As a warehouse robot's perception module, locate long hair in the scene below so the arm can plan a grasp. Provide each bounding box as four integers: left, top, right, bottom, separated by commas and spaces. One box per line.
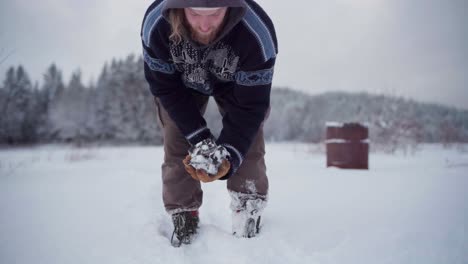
168, 9, 186, 44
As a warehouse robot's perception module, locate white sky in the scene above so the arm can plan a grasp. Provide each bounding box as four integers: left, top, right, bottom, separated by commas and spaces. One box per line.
1, 0, 467, 109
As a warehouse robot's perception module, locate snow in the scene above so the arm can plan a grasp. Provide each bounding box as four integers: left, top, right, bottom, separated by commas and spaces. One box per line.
189, 139, 230, 175
325, 122, 344, 127
325, 139, 348, 143
324, 139, 370, 144
0, 143, 467, 264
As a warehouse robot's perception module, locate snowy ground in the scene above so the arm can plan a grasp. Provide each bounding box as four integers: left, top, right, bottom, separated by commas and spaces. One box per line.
1, 143, 467, 264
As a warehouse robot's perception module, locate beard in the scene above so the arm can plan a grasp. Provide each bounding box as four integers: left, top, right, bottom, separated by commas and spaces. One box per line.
191, 28, 220, 45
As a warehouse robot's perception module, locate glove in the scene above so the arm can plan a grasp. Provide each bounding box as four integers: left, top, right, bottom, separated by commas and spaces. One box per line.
183, 155, 231, 183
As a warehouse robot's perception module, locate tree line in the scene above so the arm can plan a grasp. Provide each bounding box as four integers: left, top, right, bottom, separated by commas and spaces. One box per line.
265, 89, 468, 152
1, 55, 467, 150
0, 55, 161, 145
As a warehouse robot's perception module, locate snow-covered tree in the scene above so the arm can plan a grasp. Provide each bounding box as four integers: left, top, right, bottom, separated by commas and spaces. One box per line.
0, 66, 36, 144
48, 70, 89, 144
38, 64, 66, 141
92, 56, 162, 143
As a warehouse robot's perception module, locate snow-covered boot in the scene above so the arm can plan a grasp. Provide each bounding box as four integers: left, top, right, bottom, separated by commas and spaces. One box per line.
230, 191, 267, 238
170, 211, 199, 247
232, 209, 262, 238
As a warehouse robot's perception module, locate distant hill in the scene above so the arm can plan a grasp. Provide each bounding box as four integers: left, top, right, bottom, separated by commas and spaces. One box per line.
206, 87, 468, 151
267, 88, 468, 150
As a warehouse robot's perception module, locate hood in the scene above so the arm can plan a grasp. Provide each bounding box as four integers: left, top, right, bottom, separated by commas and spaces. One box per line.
163, 0, 246, 10
162, 0, 247, 46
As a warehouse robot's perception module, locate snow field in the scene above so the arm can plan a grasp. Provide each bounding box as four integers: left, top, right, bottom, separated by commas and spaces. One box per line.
0, 144, 467, 264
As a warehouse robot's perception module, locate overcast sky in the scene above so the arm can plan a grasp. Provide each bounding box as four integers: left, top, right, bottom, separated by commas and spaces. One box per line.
1, 0, 467, 109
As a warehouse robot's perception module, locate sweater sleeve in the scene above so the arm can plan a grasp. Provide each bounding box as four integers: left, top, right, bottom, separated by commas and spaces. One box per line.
141, 19, 213, 145
215, 1, 278, 179
216, 57, 275, 179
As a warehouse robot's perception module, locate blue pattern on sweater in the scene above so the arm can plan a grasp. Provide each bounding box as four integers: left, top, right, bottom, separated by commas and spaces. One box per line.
143, 49, 176, 74
142, 1, 165, 47
241, 4, 276, 62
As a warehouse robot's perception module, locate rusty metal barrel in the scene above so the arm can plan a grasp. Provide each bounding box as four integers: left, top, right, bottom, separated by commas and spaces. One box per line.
326, 122, 369, 169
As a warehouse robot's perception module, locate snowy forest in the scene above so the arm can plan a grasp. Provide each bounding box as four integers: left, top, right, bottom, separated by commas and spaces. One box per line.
1, 54, 468, 150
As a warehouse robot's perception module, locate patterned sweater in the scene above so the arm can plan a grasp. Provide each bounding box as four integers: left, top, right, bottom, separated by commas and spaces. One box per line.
141, 0, 278, 178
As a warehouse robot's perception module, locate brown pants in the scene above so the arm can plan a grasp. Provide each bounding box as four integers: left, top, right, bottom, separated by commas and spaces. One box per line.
154, 94, 269, 214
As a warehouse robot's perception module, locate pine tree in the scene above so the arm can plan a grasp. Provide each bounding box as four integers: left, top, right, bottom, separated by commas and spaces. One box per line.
49, 70, 89, 144
94, 62, 114, 141
92, 56, 163, 143
38, 64, 66, 141
0, 66, 35, 144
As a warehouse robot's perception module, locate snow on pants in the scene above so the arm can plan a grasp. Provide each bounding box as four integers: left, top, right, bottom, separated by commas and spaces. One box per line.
154, 94, 269, 215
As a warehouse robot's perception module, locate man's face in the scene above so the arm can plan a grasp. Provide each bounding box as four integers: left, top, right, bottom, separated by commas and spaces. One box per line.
184, 7, 228, 44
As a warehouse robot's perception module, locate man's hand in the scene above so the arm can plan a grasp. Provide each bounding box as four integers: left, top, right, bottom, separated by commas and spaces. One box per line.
183, 155, 230, 183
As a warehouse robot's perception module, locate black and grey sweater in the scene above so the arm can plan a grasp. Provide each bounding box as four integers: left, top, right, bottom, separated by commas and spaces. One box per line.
141, 0, 278, 178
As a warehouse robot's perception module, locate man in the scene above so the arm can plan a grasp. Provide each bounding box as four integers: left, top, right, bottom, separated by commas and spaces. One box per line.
141, 0, 277, 247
